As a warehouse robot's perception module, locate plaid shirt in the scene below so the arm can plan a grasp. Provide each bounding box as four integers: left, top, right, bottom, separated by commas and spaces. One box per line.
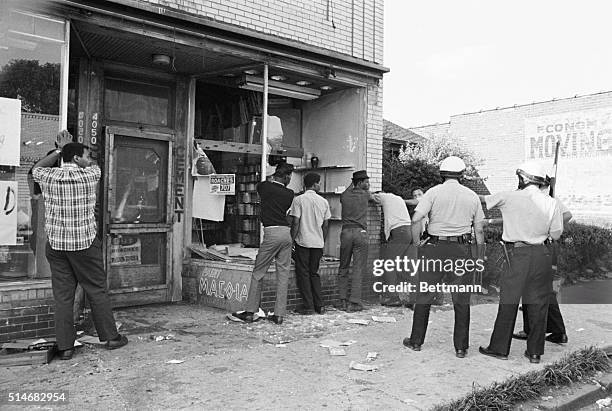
33, 164, 101, 251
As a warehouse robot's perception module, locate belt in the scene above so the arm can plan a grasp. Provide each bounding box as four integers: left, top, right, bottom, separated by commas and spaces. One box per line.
430, 235, 470, 243
504, 241, 543, 248
342, 223, 366, 230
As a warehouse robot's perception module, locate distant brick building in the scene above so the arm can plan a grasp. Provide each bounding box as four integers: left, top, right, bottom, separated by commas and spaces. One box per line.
409, 92, 612, 226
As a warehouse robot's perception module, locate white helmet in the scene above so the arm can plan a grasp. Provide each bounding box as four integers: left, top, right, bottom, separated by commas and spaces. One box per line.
439, 156, 466, 174
516, 161, 548, 185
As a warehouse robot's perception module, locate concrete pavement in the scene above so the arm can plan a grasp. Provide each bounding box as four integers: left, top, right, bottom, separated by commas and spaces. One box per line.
1, 302, 610, 410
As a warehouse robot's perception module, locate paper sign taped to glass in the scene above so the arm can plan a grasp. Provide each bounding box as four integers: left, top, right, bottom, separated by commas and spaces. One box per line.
0, 181, 18, 245
110, 237, 142, 266
209, 174, 235, 195
0, 97, 21, 167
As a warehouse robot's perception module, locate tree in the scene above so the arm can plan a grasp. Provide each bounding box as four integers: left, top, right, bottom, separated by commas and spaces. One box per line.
0, 59, 60, 114
382, 135, 483, 197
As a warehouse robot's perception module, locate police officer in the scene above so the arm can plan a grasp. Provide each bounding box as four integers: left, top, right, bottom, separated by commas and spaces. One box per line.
403, 156, 485, 358
480, 162, 563, 364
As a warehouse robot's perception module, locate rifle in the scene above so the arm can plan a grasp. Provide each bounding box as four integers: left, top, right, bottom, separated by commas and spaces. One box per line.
549, 139, 561, 287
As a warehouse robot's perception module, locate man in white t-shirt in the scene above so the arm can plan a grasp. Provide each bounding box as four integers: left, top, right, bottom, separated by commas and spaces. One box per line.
290, 173, 331, 315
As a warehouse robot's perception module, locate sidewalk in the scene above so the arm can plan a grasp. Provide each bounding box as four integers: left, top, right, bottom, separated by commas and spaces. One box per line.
1, 302, 610, 410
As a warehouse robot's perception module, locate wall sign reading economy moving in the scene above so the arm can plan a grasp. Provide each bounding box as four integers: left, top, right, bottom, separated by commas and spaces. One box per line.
525, 108, 612, 160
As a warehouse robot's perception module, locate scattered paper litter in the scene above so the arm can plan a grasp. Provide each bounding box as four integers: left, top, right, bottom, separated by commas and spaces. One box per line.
115, 321, 122, 331
541, 396, 553, 401
329, 347, 346, 356
596, 397, 611, 408
264, 338, 294, 345
366, 352, 378, 361
576, 328, 585, 332
166, 360, 184, 364
31, 338, 48, 345
73, 340, 83, 347
275, 344, 287, 348
348, 319, 370, 325
372, 316, 396, 323
227, 313, 244, 322
349, 361, 378, 371
319, 339, 357, 348
78, 335, 104, 345
402, 399, 416, 404
76, 331, 84, 336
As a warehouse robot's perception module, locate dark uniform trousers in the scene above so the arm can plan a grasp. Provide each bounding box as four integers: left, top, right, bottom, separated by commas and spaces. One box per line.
338, 226, 369, 304
409, 241, 472, 350
488, 244, 552, 355
523, 292, 566, 335
381, 226, 413, 301
45, 238, 119, 351
294, 244, 324, 311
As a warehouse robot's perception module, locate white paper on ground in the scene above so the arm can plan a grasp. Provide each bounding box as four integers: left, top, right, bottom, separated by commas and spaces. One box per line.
328, 347, 346, 356
348, 319, 370, 325
372, 316, 396, 323
349, 361, 378, 371
166, 360, 184, 364
78, 335, 104, 345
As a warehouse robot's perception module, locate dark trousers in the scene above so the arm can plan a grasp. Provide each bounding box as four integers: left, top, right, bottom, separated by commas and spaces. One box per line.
409, 242, 472, 350
45, 238, 119, 350
382, 226, 413, 301
338, 227, 369, 304
523, 293, 566, 335
245, 226, 292, 316
488, 245, 552, 356
294, 245, 323, 310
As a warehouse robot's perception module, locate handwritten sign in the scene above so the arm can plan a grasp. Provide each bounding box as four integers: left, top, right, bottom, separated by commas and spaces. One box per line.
209, 174, 235, 195
196, 265, 249, 312
0, 181, 17, 245
0, 97, 21, 166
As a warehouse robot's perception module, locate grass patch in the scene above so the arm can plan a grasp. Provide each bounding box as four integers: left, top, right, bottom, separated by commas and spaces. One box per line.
433, 347, 610, 411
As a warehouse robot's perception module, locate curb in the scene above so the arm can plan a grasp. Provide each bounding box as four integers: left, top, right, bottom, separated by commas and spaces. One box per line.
539, 344, 612, 411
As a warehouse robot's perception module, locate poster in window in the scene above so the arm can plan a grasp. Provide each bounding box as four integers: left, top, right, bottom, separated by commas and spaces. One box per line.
0, 97, 21, 167
209, 174, 235, 195
0, 181, 17, 245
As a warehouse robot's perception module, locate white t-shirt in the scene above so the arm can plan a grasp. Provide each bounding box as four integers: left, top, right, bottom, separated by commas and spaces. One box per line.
372, 193, 411, 240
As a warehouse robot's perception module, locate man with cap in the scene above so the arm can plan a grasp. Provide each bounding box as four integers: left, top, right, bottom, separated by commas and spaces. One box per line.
233, 162, 295, 325
338, 170, 379, 312
480, 161, 563, 363
403, 156, 485, 358
290, 172, 331, 315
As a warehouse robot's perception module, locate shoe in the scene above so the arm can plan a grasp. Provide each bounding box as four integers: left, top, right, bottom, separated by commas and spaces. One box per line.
294, 307, 315, 315
314, 306, 325, 315
107, 334, 128, 350
545, 333, 568, 344
232, 311, 254, 323
347, 302, 364, 312
267, 315, 283, 325
478, 346, 508, 360
455, 349, 467, 358
336, 299, 348, 311
381, 298, 403, 307
513, 331, 528, 340
524, 350, 541, 364
57, 348, 74, 360
402, 338, 421, 351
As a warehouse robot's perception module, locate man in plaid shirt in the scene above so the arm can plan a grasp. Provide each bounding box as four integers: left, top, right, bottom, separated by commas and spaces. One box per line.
33, 132, 128, 360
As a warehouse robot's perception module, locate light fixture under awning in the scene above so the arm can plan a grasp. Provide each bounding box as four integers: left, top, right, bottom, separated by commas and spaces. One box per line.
236, 74, 321, 100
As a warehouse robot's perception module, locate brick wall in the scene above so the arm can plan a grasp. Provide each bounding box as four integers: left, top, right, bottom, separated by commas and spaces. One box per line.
409, 92, 612, 225
0, 283, 55, 343
366, 83, 383, 191
123, 0, 384, 63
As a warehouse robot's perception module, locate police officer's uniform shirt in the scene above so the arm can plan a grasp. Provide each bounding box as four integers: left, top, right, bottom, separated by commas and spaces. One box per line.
372, 192, 411, 240
485, 185, 563, 244
415, 179, 484, 236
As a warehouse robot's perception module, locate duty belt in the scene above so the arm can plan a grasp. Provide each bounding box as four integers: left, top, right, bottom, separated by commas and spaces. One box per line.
504, 241, 543, 248
429, 235, 471, 243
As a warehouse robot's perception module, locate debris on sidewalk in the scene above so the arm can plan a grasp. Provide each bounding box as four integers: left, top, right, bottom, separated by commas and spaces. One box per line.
0, 338, 58, 366
115, 321, 122, 331
348, 319, 370, 325
328, 347, 346, 356
151, 334, 175, 342
349, 361, 378, 371
596, 397, 611, 408
227, 308, 266, 323
275, 344, 287, 348
541, 395, 553, 401
166, 359, 184, 364
372, 316, 396, 323
78, 335, 104, 345
263, 337, 294, 345
366, 352, 378, 361
319, 339, 357, 348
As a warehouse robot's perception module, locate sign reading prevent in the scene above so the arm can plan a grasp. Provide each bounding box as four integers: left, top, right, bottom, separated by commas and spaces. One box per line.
525, 108, 612, 159
209, 174, 235, 195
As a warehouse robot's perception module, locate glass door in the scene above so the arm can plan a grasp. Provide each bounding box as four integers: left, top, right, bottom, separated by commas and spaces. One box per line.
104, 127, 173, 306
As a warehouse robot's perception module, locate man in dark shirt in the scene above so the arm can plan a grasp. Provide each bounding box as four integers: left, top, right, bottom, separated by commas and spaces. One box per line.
233, 162, 294, 325
338, 170, 379, 312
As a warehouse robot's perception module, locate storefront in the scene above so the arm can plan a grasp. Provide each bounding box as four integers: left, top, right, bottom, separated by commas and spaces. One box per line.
0, 0, 386, 341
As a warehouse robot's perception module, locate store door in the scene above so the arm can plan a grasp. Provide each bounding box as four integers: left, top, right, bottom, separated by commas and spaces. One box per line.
104, 127, 174, 307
